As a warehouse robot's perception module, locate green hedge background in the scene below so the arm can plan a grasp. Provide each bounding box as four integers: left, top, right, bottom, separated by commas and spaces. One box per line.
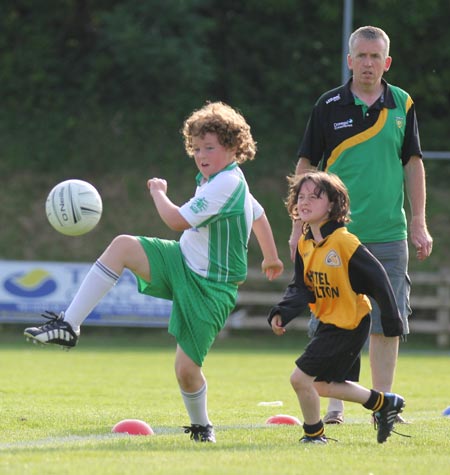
1, 0, 449, 270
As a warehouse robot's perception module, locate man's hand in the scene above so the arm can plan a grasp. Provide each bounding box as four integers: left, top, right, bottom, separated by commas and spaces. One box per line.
410, 217, 433, 261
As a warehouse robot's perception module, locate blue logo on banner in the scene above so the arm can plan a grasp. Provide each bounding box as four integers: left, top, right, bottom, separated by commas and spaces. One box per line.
3, 269, 57, 297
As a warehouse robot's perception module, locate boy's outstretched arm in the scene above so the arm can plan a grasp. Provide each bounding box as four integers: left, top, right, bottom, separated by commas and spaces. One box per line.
252, 212, 284, 281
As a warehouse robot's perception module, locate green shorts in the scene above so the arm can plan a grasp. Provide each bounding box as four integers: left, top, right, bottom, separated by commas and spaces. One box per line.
135, 237, 238, 366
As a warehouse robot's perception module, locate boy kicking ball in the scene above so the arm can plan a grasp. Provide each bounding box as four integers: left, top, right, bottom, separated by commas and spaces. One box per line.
25, 101, 284, 443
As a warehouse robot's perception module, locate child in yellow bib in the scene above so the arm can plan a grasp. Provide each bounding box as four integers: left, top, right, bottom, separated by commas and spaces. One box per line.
269, 171, 405, 444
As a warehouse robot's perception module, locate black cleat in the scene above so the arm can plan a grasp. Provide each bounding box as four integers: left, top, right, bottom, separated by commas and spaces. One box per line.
299, 434, 337, 444
373, 393, 405, 443
183, 424, 216, 443
24, 311, 79, 348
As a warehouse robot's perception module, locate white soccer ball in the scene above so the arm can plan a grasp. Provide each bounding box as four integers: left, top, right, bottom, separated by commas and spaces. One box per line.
45, 179, 103, 236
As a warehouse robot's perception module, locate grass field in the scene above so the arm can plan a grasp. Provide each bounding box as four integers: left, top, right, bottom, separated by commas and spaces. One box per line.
0, 327, 448, 475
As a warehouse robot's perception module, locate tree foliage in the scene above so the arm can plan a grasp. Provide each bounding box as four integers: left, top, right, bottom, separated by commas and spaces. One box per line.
1, 0, 449, 174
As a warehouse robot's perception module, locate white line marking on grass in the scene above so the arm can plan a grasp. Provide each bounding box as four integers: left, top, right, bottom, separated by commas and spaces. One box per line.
0, 425, 272, 451
0, 433, 130, 451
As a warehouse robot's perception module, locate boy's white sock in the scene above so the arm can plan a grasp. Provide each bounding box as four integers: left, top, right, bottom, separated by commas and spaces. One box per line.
180, 383, 211, 427
63, 260, 119, 332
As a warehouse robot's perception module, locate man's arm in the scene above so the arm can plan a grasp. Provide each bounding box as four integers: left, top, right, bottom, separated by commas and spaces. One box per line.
295, 157, 316, 175
404, 156, 433, 261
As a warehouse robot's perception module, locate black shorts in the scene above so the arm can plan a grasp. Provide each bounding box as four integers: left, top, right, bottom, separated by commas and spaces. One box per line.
295, 315, 370, 383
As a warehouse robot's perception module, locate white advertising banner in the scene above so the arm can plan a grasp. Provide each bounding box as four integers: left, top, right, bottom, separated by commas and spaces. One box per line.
0, 260, 172, 327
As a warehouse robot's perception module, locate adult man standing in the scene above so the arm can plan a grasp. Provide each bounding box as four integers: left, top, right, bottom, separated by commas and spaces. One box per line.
290, 26, 433, 424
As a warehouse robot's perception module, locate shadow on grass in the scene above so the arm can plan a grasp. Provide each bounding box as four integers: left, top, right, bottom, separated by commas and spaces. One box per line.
1, 324, 447, 354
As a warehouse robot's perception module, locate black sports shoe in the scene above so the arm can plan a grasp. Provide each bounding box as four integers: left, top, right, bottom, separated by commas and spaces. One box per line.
183, 424, 216, 443
299, 434, 337, 444
373, 393, 405, 443
24, 311, 79, 348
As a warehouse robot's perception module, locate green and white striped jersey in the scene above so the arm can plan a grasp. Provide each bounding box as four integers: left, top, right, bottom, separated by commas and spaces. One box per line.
179, 162, 263, 283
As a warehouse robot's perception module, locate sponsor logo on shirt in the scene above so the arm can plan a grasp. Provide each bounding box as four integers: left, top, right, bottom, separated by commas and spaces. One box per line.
333, 118, 353, 130
190, 197, 208, 214
325, 93, 341, 104
306, 269, 339, 298
395, 116, 405, 129
325, 250, 341, 267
